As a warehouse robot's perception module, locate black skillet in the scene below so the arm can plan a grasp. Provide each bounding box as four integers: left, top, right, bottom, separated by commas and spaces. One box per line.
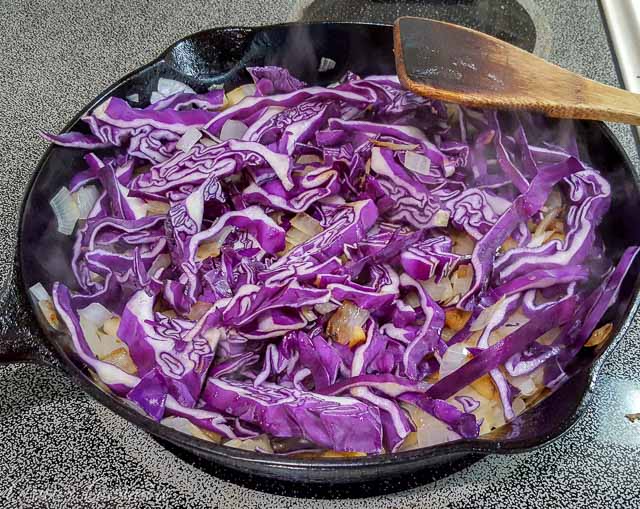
2, 22, 640, 488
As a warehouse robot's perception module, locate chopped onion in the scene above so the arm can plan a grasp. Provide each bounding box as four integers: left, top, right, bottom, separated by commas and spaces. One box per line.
326, 301, 369, 345
176, 127, 202, 152
129, 196, 148, 218
97, 331, 127, 357
73, 185, 100, 219
146, 200, 171, 216
476, 399, 506, 433
101, 347, 137, 375
200, 135, 220, 147
269, 211, 285, 225
125, 93, 139, 103
50, 186, 80, 235
225, 435, 273, 453
439, 343, 470, 378
37, 299, 60, 329
443, 159, 456, 177
397, 431, 419, 452
102, 316, 121, 337
220, 119, 248, 141
88, 370, 114, 394
470, 374, 497, 400
148, 254, 171, 278
80, 316, 106, 357
500, 236, 518, 253
300, 307, 317, 322
446, 103, 460, 123
296, 154, 323, 164
133, 164, 151, 176
529, 366, 546, 389
509, 374, 538, 396
314, 302, 339, 315
402, 403, 460, 449
161, 416, 222, 443
370, 139, 419, 151
441, 328, 456, 341
290, 213, 323, 237
585, 322, 613, 347
78, 302, 112, 327
196, 241, 221, 261
318, 57, 336, 72
441, 294, 461, 307
403, 151, 431, 175
195, 226, 233, 261
431, 209, 450, 227
80, 312, 125, 360
285, 213, 323, 251
529, 207, 562, 247
224, 84, 256, 108
157, 77, 195, 97
90, 272, 104, 284
348, 329, 367, 349
512, 397, 527, 416
470, 297, 506, 331
319, 195, 346, 206
450, 230, 475, 255
186, 301, 213, 321
444, 308, 471, 331
321, 450, 367, 458
534, 207, 561, 237
29, 282, 50, 302
404, 291, 421, 308
421, 276, 454, 303
486, 310, 529, 344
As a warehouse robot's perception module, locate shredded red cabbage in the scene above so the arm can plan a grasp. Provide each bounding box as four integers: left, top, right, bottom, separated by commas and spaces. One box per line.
40, 66, 638, 455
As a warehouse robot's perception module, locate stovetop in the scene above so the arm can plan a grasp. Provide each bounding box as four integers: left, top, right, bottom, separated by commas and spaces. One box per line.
1, 0, 640, 507
295, 0, 543, 53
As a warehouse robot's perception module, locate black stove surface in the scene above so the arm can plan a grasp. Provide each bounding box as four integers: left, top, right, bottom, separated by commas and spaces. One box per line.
298, 0, 537, 52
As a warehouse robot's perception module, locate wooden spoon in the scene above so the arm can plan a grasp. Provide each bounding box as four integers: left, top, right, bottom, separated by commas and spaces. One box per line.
394, 16, 640, 124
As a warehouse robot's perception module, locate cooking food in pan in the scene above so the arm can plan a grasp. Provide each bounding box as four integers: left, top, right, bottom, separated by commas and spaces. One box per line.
33, 66, 638, 456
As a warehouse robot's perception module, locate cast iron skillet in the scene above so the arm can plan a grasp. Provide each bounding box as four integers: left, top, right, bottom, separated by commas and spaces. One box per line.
1, 22, 640, 486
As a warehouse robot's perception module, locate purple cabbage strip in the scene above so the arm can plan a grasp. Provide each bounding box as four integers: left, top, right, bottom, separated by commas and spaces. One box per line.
201, 378, 383, 453
427, 297, 577, 400
399, 273, 445, 380
400, 393, 480, 439
460, 156, 584, 308
400, 236, 461, 282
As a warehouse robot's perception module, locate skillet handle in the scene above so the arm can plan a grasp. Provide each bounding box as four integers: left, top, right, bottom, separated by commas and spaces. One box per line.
0, 259, 52, 365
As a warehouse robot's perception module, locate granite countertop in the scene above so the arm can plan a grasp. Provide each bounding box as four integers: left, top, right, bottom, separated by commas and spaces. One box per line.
2, 1, 640, 507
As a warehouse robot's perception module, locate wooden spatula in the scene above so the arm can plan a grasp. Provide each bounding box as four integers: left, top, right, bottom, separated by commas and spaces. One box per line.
394, 16, 640, 124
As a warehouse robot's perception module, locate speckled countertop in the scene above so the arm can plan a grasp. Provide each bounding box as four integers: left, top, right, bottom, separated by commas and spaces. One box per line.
2, 1, 640, 507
